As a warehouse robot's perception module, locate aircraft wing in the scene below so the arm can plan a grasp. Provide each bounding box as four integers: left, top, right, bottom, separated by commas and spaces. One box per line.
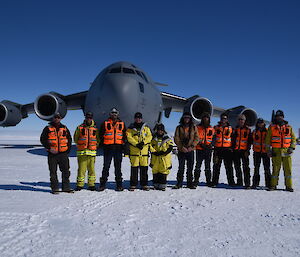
161, 91, 225, 118
160, 91, 257, 126
0, 91, 88, 127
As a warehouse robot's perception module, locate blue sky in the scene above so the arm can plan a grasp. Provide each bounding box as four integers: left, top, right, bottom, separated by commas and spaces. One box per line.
0, 0, 299, 136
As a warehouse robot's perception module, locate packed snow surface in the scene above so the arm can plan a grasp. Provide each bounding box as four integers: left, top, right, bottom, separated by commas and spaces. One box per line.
0, 140, 299, 257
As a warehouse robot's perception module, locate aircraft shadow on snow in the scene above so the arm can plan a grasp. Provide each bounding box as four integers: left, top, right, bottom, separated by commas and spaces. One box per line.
25, 145, 104, 157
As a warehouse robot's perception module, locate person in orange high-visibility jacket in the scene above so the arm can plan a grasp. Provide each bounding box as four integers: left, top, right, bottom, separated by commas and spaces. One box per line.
266, 110, 296, 192
99, 108, 126, 191
194, 112, 214, 187
232, 114, 252, 189
74, 112, 100, 191
211, 113, 235, 187
251, 118, 271, 189
40, 113, 73, 194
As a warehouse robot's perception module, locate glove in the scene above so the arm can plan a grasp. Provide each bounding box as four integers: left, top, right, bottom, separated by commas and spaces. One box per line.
287, 148, 294, 154
136, 142, 144, 150
156, 151, 165, 156
49, 149, 58, 154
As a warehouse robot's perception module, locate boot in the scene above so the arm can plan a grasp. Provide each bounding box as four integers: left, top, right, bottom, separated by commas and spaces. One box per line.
62, 187, 74, 193
75, 186, 83, 191
128, 186, 136, 191
187, 183, 197, 189
99, 178, 106, 191
116, 181, 124, 191
141, 185, 150, 191
286, 187, 294, 192
87, 186, 96, 191
51, 189, 60, 195
172, 183, 182, 189
153, 183, 160, 190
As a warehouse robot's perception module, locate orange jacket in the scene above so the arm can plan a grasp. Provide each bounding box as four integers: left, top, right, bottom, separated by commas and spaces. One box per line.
269, 124, 292, 148
103, 119, 125, 145
252, 129, 267, 153
48, 126, 69, 152
214, 124, 232, 148
233, 126, 251, 150
76, 124, 98, 151
196, 125, 214, 150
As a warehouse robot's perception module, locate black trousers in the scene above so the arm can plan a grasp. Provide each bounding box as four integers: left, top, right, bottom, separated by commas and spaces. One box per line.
47, 152, 70, 191
100, 148, 123, 185
153, 173, 167, 185
212, 148, 235, 185
252, 152, 271, 187
194, 149, 212, 184
130, 166, 148, 187
176, 151, 194, 186
233, 150, 250, 187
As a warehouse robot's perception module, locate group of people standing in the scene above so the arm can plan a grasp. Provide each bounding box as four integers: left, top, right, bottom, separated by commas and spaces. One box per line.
40, 108, 296, 194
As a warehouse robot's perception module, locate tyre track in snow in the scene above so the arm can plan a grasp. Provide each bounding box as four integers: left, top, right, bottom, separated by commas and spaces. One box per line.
0, 191, 119, 257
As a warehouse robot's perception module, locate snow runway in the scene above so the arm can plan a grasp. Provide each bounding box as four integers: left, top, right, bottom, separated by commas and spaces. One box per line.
0, 142, 299, 257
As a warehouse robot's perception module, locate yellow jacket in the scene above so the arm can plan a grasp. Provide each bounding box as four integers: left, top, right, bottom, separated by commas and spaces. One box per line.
126, 123, 152, 156
150, 135, 173, 174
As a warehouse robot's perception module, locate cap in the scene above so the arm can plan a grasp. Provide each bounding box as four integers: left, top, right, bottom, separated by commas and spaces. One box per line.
85, 111, 93, 118
154, 123, 166, 133
220, 112, 228, 119
257, 118, 264, 123
110, 107, 119, 115
53, 113, 62, 119
134, 112, 143, 119
275, 110, 284, 117
182, 112, 192, 118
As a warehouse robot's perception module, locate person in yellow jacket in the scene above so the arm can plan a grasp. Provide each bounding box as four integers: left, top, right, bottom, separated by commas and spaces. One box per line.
266, 110, 296, 192
150, 123, 174, 191
126, 112, 152, 191
74, 112, 100, 191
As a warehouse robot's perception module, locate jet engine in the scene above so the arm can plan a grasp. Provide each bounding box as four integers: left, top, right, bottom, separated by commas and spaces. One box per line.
34, 93, 67, 121
225, 106, 258, 127
0, 101, 22, 127
184, 96, 213, 123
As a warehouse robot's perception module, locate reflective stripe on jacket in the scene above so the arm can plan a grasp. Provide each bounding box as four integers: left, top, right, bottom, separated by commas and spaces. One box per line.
103, 120, 125, 145
48, 126, 68, 152
252, 129, 267, 153
214, 125, 232, 148
150, 136, 173, 174
196, 125, 214, 150
270, 124, 292, 148
234, 126, 251, 150
76, 125, 98, 151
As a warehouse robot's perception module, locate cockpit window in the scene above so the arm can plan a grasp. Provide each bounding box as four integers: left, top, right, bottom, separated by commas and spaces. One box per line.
141, 72, 149, 83
109, 67, 122, 73
135, 70, 143, 79
123, 68, 135, 74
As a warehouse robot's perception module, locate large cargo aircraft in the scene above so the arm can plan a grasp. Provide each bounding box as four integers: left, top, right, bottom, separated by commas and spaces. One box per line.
0, 61, 257, 128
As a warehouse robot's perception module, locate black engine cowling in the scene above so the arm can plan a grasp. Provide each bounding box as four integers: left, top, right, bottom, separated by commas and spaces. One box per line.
226, 106, 258, 127
34, 93, 67, 121
184, 96, 213, 123
0, 101, 22, 127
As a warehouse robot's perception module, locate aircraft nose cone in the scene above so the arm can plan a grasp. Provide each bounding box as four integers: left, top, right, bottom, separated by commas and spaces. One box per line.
84, 75, 139, 124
